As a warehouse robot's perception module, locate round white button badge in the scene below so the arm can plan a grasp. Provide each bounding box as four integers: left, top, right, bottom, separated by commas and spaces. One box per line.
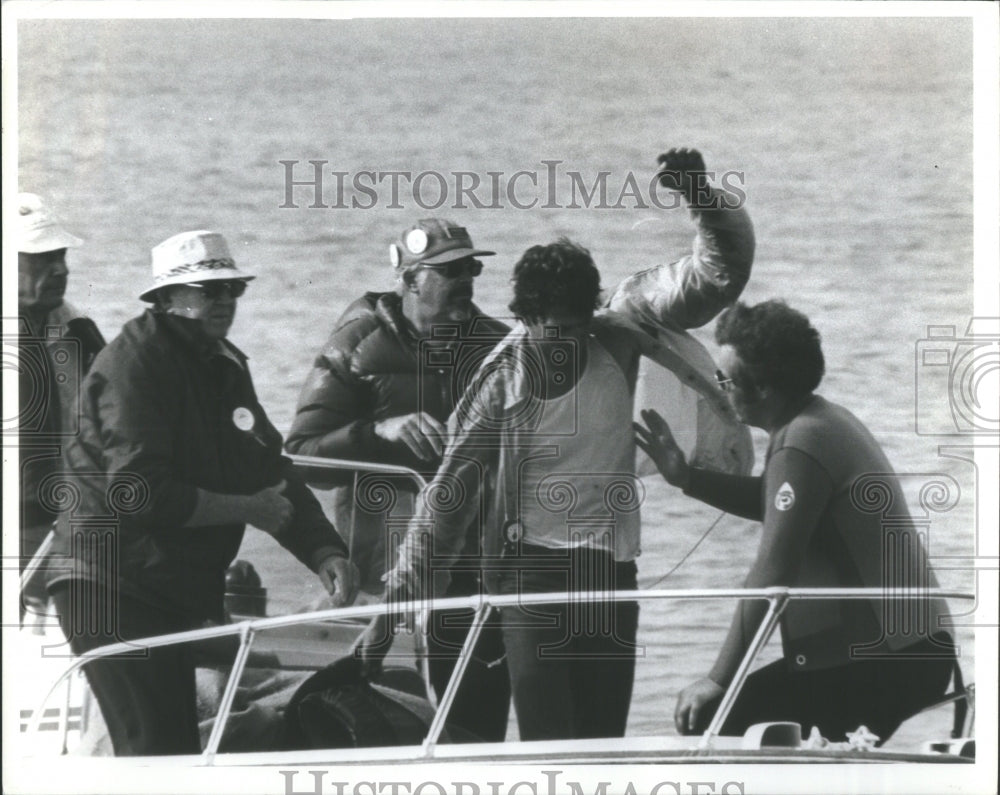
232, 407, 255, 432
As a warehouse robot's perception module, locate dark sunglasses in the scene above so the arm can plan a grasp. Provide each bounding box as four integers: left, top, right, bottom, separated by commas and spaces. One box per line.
715, 369, 735, 392
418, 258, 483, 279
186, 280, 248, 300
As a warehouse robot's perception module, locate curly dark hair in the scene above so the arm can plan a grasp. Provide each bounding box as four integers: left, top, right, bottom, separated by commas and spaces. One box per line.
508, 238, 602, 323
715, 299, 825, 398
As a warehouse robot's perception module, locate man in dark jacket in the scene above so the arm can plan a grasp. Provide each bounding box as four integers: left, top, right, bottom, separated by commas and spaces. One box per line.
16, 193, 105, 616
49, 230, 359, 756
286, 219, 511, 741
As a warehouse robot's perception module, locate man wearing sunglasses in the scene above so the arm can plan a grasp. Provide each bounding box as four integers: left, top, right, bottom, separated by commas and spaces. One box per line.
48, 230, 358, 756
286, 219, 512, 741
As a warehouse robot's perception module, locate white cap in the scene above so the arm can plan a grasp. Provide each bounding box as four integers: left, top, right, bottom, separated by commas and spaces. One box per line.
17, 193, 84, 253
140, 230, 255, 302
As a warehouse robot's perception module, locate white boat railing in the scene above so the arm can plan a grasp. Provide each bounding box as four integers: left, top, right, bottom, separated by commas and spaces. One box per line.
286, 453, 435, 706
23, 587, 974, 763
286, 453, 432, 592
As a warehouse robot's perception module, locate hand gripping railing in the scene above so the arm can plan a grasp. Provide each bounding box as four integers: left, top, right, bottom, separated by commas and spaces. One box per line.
24, 587, 973, 763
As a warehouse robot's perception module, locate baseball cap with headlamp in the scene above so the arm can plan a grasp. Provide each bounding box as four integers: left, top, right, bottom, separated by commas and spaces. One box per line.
389, 219, 495, 273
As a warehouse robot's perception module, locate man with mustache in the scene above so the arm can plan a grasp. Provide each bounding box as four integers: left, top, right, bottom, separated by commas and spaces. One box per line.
287, 219, 511, 741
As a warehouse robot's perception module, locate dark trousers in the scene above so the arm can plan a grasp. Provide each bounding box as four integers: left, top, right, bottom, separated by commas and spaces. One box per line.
495, 545, 639, 741
425, 575, 511, 742
51, 581, 201, 756
693, 633, 957, 743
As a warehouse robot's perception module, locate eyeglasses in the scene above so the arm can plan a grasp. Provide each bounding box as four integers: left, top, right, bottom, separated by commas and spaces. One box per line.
186, 280, 248, 300
715, 369, 735, 392
418, 258, 483, 279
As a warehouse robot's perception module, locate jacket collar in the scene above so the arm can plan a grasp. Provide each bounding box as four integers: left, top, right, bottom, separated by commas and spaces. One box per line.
374, 292, 412, 341
148, 309, 248, 364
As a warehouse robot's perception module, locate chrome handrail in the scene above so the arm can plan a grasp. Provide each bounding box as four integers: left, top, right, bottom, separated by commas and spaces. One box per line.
24, 587, 974, 759
701, 589, 788, 746
286, 454, 437, 707
19, 529, 54, 593
286, 454, 431, 488
202, 622, 255, 762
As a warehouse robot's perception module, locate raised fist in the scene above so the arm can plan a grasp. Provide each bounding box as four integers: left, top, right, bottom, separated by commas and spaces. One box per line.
656, 147, 708, 195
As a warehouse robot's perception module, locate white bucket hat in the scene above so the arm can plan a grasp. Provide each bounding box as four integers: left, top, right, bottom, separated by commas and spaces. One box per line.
140, 230, 255, 302
17, 193, 84, 253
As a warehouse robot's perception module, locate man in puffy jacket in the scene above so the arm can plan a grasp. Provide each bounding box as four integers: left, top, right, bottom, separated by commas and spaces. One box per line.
287, 220, 511, 741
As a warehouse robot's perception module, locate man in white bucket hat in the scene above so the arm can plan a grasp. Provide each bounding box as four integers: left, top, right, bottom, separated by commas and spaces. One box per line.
48, 230, 359, 756
16, 193, 105, 616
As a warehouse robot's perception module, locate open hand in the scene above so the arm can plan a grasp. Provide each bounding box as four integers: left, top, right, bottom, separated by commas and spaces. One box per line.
634, 409, 691, 490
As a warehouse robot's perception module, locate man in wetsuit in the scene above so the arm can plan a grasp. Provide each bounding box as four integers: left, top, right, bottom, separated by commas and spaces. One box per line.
635, 299, 956, 743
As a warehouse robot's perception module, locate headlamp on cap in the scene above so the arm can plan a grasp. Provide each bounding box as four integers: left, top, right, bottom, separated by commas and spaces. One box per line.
389, 218, 496, 272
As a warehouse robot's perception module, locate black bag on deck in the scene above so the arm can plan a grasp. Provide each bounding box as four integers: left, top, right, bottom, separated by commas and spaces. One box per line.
282, 656, 479, 749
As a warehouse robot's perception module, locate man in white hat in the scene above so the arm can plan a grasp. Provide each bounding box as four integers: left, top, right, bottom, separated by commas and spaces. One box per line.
16, 193, 105, 612
48, 230, 359, 756
286, 219, 512, 741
